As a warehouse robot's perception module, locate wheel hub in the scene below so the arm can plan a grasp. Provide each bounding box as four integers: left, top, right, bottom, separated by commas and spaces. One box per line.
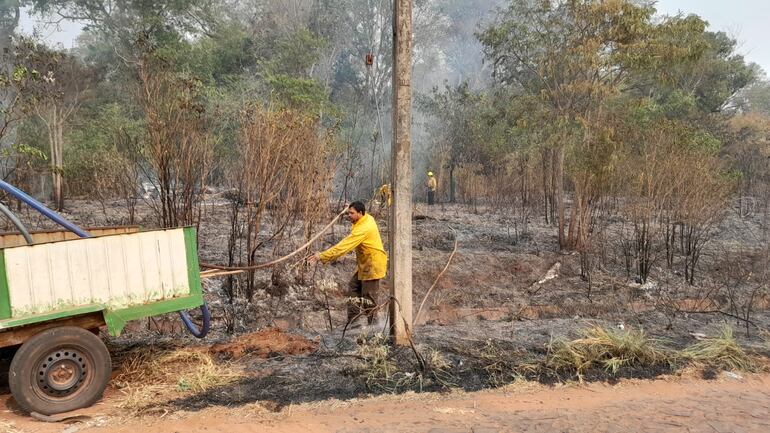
37, 350, 88, 398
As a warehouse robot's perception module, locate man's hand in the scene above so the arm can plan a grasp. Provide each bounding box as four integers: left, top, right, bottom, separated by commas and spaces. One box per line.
308, 252, 322, 264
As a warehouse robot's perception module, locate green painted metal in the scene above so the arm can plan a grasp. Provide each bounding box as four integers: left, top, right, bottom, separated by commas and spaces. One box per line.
0, 227, 206, 340
102, 226, 205, 336
0, 304, 104, 330
0, 252, 10, 320
103, 294, 204, 336
184, 227, 202, 296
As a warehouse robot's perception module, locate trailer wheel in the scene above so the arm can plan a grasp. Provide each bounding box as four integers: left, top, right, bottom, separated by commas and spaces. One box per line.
9, 326, 111, 415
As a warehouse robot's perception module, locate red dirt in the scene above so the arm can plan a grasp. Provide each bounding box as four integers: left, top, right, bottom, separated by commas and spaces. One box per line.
210, 327, 318, 359
4, 374, 768, 432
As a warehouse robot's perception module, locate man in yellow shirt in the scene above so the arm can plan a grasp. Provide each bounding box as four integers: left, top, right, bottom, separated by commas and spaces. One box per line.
310, 201, 388, 326
377, 183, 392, 207
427, 171, 437, 205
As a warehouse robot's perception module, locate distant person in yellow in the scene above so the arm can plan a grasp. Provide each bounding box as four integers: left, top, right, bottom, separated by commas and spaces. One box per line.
377, 183, 392, 207
427, 171, 437, 205
310, 201, 388, 326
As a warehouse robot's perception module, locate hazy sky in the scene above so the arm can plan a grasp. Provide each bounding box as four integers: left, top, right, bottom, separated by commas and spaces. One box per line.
655, 0, 770, 74
17, 1, 770, 74
17, 7, 83, 49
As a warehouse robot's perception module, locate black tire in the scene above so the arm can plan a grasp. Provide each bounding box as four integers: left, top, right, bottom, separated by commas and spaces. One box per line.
9, 326, 111, 415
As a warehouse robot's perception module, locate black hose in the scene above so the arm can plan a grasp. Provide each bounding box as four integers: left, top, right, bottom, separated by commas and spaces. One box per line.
0, 202, 33, 245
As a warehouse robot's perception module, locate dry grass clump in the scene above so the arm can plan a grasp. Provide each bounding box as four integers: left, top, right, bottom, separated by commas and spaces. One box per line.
682, 326, 757, 372
354, 333, 456, 392
426, 349, 458, 388
427, 349, 451, 371
467, 340, 539, 386
355, 333, 398, 389
481, 325, 760, 385
113, 347, 245, 413
546, 326, 672, 380
358, 325, 760, 392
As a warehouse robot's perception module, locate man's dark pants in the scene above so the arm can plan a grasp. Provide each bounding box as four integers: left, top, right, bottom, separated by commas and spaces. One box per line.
347, 273, 380, 324
428, 190, 435, 205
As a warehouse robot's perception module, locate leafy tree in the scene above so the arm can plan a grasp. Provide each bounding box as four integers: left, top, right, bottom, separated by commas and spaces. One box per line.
419, 82, 518, 203
625, 14, 755, 117
480, 0, 656, 249
734, 74, 770, 116
260, 29, 330, 111
0, 35, 57, 192
479, 0, 755, 251
20, 43, 95, 209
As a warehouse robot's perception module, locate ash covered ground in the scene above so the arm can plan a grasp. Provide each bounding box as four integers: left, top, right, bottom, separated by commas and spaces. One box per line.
2, 198, 769, 414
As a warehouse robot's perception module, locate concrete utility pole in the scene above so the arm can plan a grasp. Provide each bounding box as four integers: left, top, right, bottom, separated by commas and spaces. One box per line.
389, 0, 413, 345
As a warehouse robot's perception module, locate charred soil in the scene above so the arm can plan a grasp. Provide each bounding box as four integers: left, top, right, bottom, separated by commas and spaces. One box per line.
1, 200, 770, 419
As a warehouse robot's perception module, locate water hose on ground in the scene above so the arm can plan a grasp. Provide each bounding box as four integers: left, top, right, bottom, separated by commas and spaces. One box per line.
199, 209, 347, 274
179, 303, 211, 338
194, 209, 346, 337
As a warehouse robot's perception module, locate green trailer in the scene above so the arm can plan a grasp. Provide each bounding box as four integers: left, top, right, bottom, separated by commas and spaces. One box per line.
0, 180, 208, 416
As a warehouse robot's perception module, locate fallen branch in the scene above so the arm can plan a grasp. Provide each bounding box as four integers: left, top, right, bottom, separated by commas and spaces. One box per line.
528, 262, 561, 295
414, 226, 458, 326
676, 309, 759, 329
391, 296, 426, 371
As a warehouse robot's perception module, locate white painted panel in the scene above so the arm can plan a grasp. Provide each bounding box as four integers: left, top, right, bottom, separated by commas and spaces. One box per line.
28, 245, 54, 312
121, 234, 146, 303
155, 232, 174, 294
139, 231, 184, 302
85, 237, 111, 303
105, 235, 129, 306
67, 241, 94, 305
48, 242, 76, 309
139, 231, 165, 300
4, 249, 32, 311
168, 230, 189, 298
4, 228, 193, 317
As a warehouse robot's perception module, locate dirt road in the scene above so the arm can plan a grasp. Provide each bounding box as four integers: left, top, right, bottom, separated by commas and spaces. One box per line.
3, 374, 769, 433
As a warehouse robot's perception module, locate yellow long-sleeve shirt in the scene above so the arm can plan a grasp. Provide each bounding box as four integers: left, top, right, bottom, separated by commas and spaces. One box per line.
319, 213, 388, 281
428, 176, 437, 191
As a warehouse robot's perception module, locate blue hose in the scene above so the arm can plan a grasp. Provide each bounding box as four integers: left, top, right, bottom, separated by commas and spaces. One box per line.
0, 179, 91, 238
179, 304, 211, 338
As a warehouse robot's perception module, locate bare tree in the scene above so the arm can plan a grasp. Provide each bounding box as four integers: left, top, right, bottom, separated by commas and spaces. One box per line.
226, 104, 336, 300
136, 50, 213, 228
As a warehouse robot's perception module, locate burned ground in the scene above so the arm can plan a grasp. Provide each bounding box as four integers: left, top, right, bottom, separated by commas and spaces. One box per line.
1, 199, 769, 416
